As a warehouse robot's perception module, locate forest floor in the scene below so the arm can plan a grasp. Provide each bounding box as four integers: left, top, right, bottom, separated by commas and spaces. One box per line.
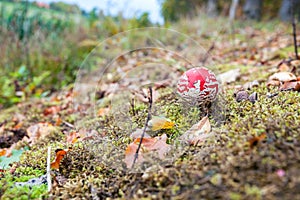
1, 18, 300, 199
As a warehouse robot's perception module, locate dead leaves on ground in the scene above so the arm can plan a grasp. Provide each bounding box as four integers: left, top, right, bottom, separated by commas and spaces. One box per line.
267, 70, 300, 92
26, 122, 56, 145
180, 116, 213, 145
125, 116, 213, 168
124, 134, 170, 168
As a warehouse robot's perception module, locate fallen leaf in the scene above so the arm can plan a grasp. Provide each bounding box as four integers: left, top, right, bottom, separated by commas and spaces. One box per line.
0, 147, 28, 169
290, 60, 300, 68
97, 107, 110, 117
148, 116, 175, 131
51, 149, 68, 169
180, 116, 212, 145
217, 68, 241, 84
268, 72, 296, 82
124, 134, 170, 168
280, 81, 300, 91
248, 133, 266, 148
66, 131, 80, 144
26, 123, 56, 144
278, 62, 290, 72
130, 128, 151, 139
2, 143, 17, 157
66, 129, 98, 144
0, 149, 6, 156
267, 80, 281, 87
55, 117, 62, 126
13, 122, 23, 130
43, 106, 61, 116
134, 88, 160, 103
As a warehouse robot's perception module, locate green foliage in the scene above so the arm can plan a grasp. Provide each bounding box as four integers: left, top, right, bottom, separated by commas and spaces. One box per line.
0, 172, 47, 200
160, 0, 205, 22
0, 65, 52, 107
129, 12, 152, 28
49, 1, 81, 14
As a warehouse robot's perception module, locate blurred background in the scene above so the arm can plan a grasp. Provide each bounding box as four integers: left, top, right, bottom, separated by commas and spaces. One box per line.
0, 0, 298, 108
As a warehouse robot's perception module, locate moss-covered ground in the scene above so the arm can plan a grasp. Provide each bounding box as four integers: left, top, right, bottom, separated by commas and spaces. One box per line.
0, 18, 300, 199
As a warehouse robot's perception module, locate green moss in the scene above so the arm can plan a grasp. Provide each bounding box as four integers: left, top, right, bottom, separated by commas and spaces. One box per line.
0, 171, 47, 199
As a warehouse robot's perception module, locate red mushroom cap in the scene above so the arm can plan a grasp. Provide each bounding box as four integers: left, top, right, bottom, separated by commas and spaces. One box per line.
177, 67, 219, 103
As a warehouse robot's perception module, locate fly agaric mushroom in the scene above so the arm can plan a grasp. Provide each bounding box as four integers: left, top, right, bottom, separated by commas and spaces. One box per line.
177, 67, 219, 104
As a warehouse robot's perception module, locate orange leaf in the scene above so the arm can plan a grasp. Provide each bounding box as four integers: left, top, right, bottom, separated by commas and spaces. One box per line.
124, 134, 170, 168
43, 106, 61, 116
280, 81, 300, 91
55, 117, 62, 126
248, 133, 266, 148
51, 149, 68, 169
0, 149, 6, 156
13, 122, 23, 130
97, 107, 110, 117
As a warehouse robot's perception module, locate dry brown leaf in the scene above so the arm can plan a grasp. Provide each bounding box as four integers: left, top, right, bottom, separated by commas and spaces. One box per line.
180, 116, 212, 145
280, 81, 300, 91
290, 60, 300, 68
267, 80, 281, 87
26, 123, 55, 144
278, 63, 290, 72
268, 72, 296, 82
43, 106, 61, 116
130, 128, 151, 139
66, 129, 98, 144
124, 134, 170, 168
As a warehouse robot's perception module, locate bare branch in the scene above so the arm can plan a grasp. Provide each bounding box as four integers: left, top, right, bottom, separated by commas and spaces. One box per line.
292, 0, 299, 59
131, 87, 153, 168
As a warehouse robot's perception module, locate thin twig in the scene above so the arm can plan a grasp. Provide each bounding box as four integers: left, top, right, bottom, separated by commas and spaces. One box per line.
131, 87, 153, 169
62, 121, 74, 128
47, 146, 52, 192
201, 42, 215, 65
292, 0, 299, 59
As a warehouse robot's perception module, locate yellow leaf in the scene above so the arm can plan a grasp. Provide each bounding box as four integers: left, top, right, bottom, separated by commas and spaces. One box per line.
148, 116, 175, 131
